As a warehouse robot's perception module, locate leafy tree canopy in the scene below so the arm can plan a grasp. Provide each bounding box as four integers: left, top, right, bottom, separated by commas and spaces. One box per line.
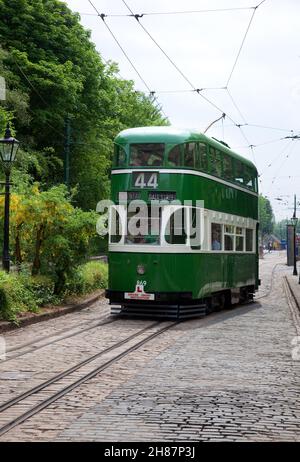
0, 0, 168, 209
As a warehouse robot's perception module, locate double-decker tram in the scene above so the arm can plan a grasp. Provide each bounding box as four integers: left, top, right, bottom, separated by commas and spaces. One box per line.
105, 127, 259, 319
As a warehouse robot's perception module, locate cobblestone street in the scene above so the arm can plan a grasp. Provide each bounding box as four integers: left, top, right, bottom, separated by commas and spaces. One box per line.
0, 251, 299, 441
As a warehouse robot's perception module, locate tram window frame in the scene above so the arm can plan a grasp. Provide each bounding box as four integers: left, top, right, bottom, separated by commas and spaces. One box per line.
244, 167, 256, 191
246, 228, 254, 251
198, 143, 208, 172
114, 144, 127, 167
165, 207, 187, 245
211, 223, 222, 251
184, 142, 196, 168
223, 154, 233, 182
224, 224, 235, 251
234, 160, 245, 185
190, 207, 202, 249
167, 145, 181, 167
129, 143, 164, 167
235, 226, 244, 251
125, 205, 161, 245
109, 207, 123, 244
209, 147, 223, 178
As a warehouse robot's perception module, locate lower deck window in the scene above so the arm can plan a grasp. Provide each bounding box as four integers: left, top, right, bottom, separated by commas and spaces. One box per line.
246, 228, 254, 251
165, 208, 187, 245
125, 205, 161, 245
224, 225, 234, 251
211, 223, 222, 250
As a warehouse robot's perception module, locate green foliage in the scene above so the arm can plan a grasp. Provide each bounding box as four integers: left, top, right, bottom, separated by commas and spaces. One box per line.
0, 0, 168, 208
0, 270, 38, 322
66, 261, 108, 296
259, 195, 274, 237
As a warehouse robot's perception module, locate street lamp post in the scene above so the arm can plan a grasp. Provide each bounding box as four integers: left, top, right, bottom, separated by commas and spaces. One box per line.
0, 124, 20, 272
291, 214, 298, 277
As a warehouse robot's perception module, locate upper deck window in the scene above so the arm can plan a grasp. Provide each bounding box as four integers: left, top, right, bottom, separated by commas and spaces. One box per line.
184, 143, 196, 168
234, 160, 244, 184
198, 143, 208, 172
168, 145, 181, 166
223, 154, 233, 182
209, 147, 223, 177
130, 143, 164, 167
114, 144, 127, 167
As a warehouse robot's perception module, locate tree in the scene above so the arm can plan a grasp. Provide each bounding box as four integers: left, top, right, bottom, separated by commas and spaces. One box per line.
258, 195, 274, 239
0, 0, 168, 209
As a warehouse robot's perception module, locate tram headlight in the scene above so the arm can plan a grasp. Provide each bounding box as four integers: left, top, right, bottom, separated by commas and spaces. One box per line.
137, 264, 146, 275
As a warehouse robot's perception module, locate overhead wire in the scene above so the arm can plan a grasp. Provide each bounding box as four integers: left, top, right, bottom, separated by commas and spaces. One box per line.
84, 0, 284, 166
87, 0, 168, 120
79, 7, 256, 17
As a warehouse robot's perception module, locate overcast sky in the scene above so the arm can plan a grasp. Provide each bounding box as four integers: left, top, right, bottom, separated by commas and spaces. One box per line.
66, 0, 300, 221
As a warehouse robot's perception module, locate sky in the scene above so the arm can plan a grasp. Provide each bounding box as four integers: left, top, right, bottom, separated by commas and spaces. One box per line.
66, 0, 300, 222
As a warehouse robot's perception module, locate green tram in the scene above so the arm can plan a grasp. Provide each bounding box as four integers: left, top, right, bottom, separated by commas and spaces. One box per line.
105, 127, 259, 319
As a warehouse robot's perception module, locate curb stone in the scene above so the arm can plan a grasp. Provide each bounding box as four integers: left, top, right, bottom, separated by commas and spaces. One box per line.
0, 290, 105, 334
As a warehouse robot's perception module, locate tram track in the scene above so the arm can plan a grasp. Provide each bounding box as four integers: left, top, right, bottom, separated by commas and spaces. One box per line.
254, 262, 282, 301
0, 321, 176, 437
1, 314, 116, 363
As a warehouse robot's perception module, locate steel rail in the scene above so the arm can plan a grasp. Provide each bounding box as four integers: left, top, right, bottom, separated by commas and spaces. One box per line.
2, 316, 116, 363
0, 321, 173, 436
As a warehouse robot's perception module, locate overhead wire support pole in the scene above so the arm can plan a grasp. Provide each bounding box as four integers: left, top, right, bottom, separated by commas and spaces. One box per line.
64, 115, 71, 188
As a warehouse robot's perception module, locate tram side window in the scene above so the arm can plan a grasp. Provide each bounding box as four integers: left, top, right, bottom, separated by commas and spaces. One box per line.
223, 154, 233, 182
234, 160, 244, 184
190, 207, 202, 248
235, 226, 244, 251
244, 167, 256, 191
184, 143, 196, 168
114, 144, 126, 167
165, 208, 187, 245
110, 208, 123, 243
125, 205, 161, 245
246, 228, 254, 251
211, 223, 222, 250
210, 148, 222, 178
168, 145, 181, 166
198, 143, 208, 172
224, 225, 235, 251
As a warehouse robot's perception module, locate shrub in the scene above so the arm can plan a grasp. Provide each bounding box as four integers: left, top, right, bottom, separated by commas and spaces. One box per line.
0, 271, 38, 322
66, 261, 108, 295
20, 274, 60, 306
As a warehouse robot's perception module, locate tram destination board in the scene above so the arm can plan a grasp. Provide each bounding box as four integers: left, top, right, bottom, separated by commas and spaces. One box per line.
148, 191, 177, 201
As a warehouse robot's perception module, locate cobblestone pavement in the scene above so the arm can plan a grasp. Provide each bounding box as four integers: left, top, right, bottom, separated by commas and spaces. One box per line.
0, 251, 299, 441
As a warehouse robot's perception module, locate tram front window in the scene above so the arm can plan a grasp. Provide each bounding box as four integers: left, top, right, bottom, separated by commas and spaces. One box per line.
125, 206, 161, 245
130, 143, 164, 167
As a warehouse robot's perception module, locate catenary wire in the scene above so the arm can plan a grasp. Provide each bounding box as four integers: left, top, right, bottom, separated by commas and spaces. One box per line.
87, 0, 168, 119
79, 6, 256, 17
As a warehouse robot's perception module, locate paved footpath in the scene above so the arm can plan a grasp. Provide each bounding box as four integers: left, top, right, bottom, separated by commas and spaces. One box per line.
1, 251, 300, 441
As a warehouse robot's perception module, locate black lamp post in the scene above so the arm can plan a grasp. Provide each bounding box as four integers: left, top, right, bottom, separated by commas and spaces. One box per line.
0, 124, 20, 272
291, 213, 298, 277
